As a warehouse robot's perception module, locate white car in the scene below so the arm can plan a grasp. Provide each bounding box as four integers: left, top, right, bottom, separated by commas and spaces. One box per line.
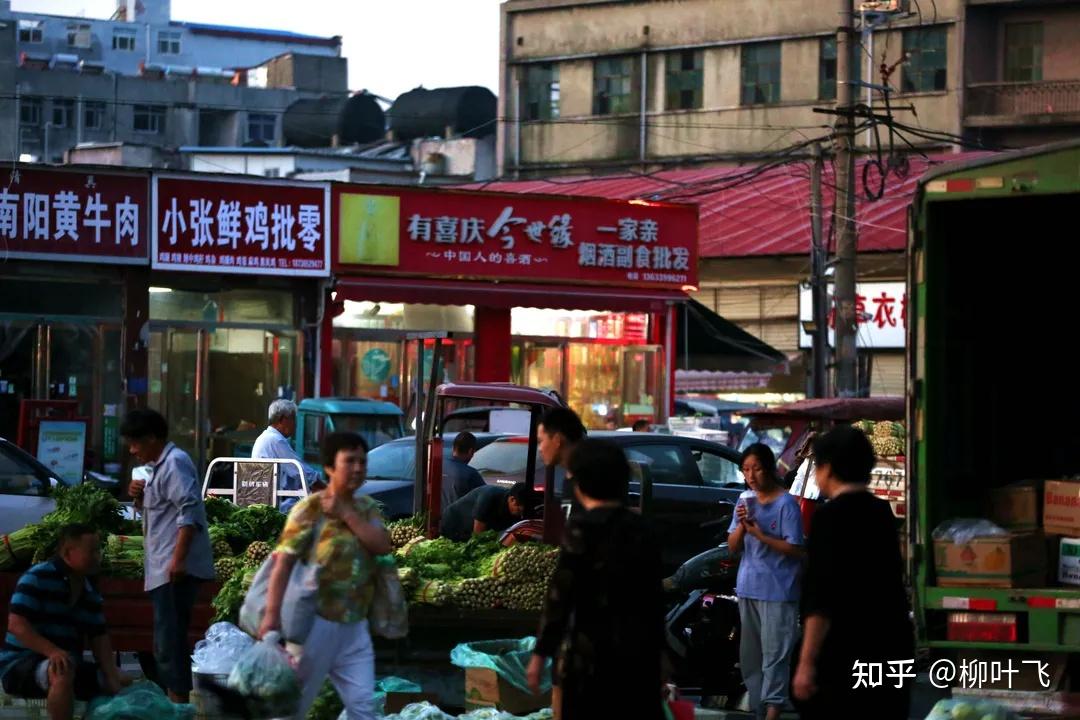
0, 437, 70, 535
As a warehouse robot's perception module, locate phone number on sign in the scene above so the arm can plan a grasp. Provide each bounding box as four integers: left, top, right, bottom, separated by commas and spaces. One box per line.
852, 659, 1052, 690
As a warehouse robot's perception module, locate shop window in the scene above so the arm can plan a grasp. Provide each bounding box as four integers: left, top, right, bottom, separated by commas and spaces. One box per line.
149, 288, 294, 326
524, 63, 560, 121
84, 101, 105, 131
902, 27, 947, 93
741, 42, 781, 106
112, 28, 137, 51
18, 20, 43, 44
52, 100, 75, 129
248, 113, 276, 144
133, 104, 165, 134
666, 50, 703, 111
593, 56, 636, 115
1004, 22, 1042, 83
20, 97, 42, 127
158, 30, 182, 55
333, 302, 474, 333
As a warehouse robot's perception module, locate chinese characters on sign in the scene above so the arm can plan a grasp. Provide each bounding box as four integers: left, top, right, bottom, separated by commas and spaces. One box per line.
852, 658, 1052, 691
153, 176, 330, 276
335, 188, 699, 290
0, 167, 148, 263
798, 282, 907, 349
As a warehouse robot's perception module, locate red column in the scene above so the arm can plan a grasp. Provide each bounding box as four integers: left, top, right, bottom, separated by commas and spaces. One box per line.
474, 306, 512, 383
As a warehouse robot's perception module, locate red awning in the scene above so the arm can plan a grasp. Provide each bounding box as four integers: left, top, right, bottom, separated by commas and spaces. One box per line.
465, 151, 992, 258
335, 276, 687, 313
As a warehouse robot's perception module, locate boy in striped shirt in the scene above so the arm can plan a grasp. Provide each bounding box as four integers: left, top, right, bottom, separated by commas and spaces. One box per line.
0, 524, 129, 720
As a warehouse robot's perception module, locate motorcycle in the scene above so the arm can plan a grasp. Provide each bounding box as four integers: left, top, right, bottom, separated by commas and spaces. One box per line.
663, 543, 745, 709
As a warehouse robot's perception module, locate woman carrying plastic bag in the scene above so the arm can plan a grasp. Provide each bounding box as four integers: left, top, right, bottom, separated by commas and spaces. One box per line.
251, 432, 393, 720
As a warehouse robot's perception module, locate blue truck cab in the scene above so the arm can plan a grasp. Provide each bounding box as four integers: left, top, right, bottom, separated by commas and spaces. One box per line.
294, 398, 406, 467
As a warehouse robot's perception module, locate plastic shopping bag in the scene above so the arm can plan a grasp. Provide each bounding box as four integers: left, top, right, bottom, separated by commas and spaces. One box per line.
450, 638, 551, 696
227, 631, 302, 718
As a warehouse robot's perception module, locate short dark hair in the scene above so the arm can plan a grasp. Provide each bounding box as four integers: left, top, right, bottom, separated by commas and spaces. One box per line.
540, 407, 586, 444
568, 439, 629, 502
632, 419, 651, 431
57, 523, 97, 549
320, 432, 369, 469
740, 443, 778, 480
453, 432, 478, 455
507, 482, 535, 507
119, 409, 168, 442
812, 425, 876, 485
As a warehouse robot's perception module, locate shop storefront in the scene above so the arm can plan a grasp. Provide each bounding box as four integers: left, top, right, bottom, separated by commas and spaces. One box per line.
0, 165, 149, 473
148, 174, 330, 468
327, 184, 698, 428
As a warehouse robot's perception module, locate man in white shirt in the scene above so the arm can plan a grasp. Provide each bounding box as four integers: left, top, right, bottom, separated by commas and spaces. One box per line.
251, 399, 318, 514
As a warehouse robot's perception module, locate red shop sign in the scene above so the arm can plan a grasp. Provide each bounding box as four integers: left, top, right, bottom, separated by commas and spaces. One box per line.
0, 166, 148, 264
152, 175, 330, 277
332, 186, 699, 289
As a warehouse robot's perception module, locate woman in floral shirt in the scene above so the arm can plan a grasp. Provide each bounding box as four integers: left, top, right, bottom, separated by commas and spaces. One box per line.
259, 432, 392, 720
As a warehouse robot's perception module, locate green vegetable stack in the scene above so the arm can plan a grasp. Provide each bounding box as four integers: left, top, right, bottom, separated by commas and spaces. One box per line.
103, 535, 144, 579
387, 517, 425, 550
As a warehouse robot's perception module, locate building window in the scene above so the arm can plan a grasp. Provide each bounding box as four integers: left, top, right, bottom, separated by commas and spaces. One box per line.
741, 42, 782, 105
18, 20, 43, 44
264, 168, 281, 178
523, 63, 560, 121
157, 30, 182, 55
665, 50, 703, 110
20, 98, 42, 127
818, 37, 863, 101
247, 113, 277, 144
67, 23, 92, 49
112, 28, 137, 51
133, 105, 165, 134
84, 101, 106, 130
51, 100, 75, 129
1004, 22, 1042, 83
593, 56, 636, 115
902, 27, 947, 93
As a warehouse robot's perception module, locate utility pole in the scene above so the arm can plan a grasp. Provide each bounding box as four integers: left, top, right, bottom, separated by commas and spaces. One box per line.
809, 143, 829, 398
833, 0, 859, 397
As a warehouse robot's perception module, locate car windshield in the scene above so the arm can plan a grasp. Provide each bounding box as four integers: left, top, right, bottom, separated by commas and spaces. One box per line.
470, 440, 534, 475
365, 442, 415, 480
331, 414, 403, 449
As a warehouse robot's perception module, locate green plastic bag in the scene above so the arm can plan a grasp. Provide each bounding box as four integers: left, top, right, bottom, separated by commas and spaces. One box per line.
449, 638, 551, 695
86, 681, 195, 720
373, 676, 424, 715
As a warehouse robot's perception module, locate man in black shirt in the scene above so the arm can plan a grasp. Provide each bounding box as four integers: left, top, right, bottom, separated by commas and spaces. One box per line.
440, 483, 530, 541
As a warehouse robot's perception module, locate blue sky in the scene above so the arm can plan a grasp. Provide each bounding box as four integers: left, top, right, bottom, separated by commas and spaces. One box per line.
17, 0, 501, 100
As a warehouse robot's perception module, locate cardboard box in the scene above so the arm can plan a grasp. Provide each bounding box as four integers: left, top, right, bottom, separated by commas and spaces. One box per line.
1044, 480, 1080, 536
464, 668, 550, 716
934, 533, 1047, 588
989, 482, 1041, 532
1060, 538, 1080, 586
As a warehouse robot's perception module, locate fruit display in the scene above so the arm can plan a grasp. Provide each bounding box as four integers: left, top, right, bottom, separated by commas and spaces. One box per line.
855, 420, 906, 458
394, 520, 558, 613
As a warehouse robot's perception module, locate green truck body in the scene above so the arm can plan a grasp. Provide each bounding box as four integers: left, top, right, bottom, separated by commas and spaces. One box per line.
910, 141, 1080, 655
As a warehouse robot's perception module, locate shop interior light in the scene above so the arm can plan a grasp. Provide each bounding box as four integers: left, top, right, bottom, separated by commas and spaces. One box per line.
148, 287, 173, 294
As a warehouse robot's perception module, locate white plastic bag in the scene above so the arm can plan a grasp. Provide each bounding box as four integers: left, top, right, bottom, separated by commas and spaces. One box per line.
193, 622, 254, 674
932, 519, 1008, 545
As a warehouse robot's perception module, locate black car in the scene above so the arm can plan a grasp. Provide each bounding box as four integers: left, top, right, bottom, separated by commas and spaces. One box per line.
469, 431, 746, 569
356, 432, 507, 519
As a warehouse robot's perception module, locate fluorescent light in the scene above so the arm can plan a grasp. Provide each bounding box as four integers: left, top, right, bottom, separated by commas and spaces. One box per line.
148, 287, 173, 294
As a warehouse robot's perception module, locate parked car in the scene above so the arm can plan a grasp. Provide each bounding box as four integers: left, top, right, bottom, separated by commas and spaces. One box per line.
356, 432, 506, 519
469, 431, 746, 570
0, 437, 69, 535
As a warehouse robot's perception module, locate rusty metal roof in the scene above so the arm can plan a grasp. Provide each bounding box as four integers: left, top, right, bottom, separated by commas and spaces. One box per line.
472, 151, 990, 258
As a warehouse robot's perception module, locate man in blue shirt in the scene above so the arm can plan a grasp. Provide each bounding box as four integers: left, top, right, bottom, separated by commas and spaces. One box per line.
0, 524, 129, 720
441, 432, 485, 510
123, 409, 214, 705
251, 399, 319, 513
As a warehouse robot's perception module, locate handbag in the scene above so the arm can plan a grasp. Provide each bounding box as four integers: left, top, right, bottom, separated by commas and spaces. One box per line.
239, 517, 324, 643
368, 554, 409, 639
